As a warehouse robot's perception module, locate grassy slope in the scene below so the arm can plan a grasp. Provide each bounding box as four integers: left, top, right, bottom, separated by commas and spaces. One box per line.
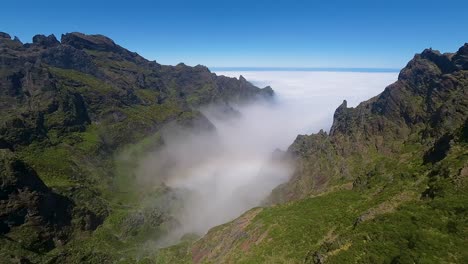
157, 136, 467, 263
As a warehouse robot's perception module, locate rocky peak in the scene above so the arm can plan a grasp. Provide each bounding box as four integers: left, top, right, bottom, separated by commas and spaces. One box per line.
335, 43, 468, 143
262, 85, 274, 95
399, 44, 468, 85
452, 43, 468, 70
194, 64, 210, 72
332, 100, 348, 121
32, 34, 60, 48
338, 99, 347, 109
398, 52, 444, 89
329, 100, 350, 136
175, 62, 187, 68
454, 43, 468, 57
61, 32, 119, 52
420, 48, 441, 57
0, 32, 11, 39
419, 48, 456, 73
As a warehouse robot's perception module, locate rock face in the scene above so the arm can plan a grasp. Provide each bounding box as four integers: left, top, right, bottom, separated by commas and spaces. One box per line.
32, 34, 60, 48
0, 31, 273, 150
453, 43, 468, 69
0, 32, 11, 39
41, 45, 98, 74
61, 32, 119, 52
0, 150, 73, 252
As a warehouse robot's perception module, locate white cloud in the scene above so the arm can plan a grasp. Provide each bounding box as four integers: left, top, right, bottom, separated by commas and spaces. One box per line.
216, 71, 398, 147
139, 71, 398, 245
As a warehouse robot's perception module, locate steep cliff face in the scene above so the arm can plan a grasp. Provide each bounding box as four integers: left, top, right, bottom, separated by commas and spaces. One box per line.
158, 45, 468, 263
271, 44, 468, 202
0, 32, 272, 262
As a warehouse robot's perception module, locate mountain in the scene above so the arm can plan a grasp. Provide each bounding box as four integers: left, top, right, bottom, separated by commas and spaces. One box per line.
0, 32, 272, 263
2, 31, 467, 263
158, 45, 468, 263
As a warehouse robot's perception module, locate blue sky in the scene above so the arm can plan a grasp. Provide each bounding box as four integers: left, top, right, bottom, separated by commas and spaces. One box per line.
2, 0, 467, 68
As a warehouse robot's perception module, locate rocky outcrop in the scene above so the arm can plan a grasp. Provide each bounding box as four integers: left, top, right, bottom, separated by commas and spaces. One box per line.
331, 45, 468, 144
452, 43, 468, 70
61, 32, 150, 65
0, 150, 73, 252
32, 34, 60, 48
61, 32, 121, 53
215, 74, 274, 103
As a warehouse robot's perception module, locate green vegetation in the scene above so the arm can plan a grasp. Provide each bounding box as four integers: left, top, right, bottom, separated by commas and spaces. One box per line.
158, 137, 467, 263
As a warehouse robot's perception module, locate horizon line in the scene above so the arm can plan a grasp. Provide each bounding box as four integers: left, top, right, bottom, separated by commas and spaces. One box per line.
209, 67, 400, 73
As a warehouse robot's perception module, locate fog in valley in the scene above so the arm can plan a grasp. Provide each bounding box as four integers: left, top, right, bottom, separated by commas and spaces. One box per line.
136, 71, 398, 245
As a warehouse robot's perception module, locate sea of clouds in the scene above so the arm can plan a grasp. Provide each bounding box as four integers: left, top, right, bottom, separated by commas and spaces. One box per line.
218, 71, 399, 148
139, 70, 398, 245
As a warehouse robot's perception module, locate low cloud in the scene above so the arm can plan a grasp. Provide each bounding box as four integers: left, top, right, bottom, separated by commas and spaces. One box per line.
135, 71, 398, 245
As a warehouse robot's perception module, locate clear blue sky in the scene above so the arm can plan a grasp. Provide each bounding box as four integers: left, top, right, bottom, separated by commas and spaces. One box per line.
2, 0, 467, 68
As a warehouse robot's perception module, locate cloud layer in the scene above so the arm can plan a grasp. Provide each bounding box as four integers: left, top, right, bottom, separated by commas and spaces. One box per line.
217, 71, 398, 147
138, 71, 398, 245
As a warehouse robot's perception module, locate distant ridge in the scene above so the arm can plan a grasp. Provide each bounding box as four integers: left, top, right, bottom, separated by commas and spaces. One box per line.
210, 67, 400, 72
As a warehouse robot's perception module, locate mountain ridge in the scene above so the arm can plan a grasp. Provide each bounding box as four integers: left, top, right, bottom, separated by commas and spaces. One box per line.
0, 31, 273, 263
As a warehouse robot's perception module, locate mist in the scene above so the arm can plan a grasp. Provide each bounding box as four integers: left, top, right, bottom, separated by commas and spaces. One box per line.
135, 71, 398, 245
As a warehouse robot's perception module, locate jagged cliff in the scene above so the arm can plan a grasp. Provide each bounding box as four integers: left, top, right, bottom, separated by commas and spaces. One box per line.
0, 32, 272, 263
158, 45, 468, 263
270, 44, 468, 202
